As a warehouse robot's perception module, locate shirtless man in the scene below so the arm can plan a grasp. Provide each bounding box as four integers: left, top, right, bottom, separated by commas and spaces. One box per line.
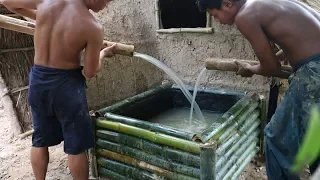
196, 0, 320, 179
1, 0, 115, 179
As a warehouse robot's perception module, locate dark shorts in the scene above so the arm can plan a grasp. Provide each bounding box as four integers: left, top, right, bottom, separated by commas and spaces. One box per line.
28, 65, 94, 155
264, 54, 320, 179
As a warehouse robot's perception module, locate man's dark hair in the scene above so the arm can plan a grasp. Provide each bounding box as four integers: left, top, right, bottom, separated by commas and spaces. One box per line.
196, 0, 240, 12
196, 0, 223, 12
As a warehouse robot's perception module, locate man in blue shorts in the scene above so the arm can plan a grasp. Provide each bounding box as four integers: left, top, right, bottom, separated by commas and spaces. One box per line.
196, 0, 320, 179
1, 0, 116, 179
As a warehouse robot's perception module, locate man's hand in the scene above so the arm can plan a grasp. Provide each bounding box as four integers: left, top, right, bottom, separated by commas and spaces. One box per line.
234, 60, 254, 77
275, 49, 288, 62
101, 43, 117, 58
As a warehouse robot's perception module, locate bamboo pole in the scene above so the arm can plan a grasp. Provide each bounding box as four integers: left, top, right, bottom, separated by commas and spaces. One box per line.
97, 148, 198, 180
196, 94, 259, 143
259, 95, 267, 154
97, 157, 159, 180
104, 113, 196, 141
96, 139, 200, 178
217, 142, 258, 180
200, 143, 217, 180
19, 129, 33, 139
216, 135, 259, 171
216, 101, 259, 143
0, 47, 34, 54
96, 119, 201, 154
216, 119, 260, 156
102, 41, 134, 56
96, 82, 173, 116
205, 58, 293, 78
155, 0, 160, 29
156, 28, 213, 34
90, 116, 98, 178
0, 14, 135, 56
224, 148, 259, 180
96, 130, 200, 167
98, 167, 131, 180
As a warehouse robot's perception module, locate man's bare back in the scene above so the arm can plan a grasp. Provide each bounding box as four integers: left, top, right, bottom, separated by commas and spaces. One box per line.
1, 0, 114, 179
34, 0, 102, 69
236, 0, 320, 67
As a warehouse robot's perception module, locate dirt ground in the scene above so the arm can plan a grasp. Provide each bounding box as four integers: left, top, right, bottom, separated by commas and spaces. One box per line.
0, 84, 310, 180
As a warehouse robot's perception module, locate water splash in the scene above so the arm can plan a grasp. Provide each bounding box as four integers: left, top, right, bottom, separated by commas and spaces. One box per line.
133, 52, 205, 122
189, 68, 207, 125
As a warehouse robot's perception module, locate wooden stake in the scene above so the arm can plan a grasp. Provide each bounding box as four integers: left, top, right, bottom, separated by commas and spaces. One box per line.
0, 14, 135, 56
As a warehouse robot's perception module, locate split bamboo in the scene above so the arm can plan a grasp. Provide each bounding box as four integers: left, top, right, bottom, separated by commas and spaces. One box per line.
97, 148, 198, 180
197, 94, 259, 143
205, 58, 293, 78
96, 129, 200, 167
96, 82, 172, 116
96, 139, 200, 178
104, 112, 196, 140
97, 157, 159, 180
0, 14, 135, 56
200, 143, 217, 180
96, 119, 201, 154
98, 167, 132, 180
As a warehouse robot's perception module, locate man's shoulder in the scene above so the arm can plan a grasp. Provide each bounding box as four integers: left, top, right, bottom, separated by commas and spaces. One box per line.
80, 15, 103, 40
235, 0, 266, 25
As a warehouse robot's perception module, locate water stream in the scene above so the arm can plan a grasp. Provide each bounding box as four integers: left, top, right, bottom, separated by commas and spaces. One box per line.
189, 68, 207, 125
133, 52, 205, 122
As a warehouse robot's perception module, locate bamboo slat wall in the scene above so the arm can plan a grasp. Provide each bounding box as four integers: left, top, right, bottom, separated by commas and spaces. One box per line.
0, 6, 34, 131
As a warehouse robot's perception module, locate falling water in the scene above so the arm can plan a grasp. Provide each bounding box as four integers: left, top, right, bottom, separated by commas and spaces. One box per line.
189, 68, 207, 125
133, 52, 205, 122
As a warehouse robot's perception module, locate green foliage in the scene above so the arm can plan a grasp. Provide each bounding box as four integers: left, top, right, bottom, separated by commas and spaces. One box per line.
291, 106, 320, 173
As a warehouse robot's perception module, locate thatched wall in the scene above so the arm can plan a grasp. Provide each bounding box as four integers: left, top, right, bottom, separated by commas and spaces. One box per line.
0, 6, 34, 131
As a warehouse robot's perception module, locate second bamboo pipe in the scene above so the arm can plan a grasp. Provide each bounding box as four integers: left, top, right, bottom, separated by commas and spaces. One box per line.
0, 14, 135, 56
205, 58, 293, 77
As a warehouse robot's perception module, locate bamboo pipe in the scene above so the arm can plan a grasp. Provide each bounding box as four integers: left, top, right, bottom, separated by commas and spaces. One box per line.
0, 14, 135, 56
205, 58, 293, 75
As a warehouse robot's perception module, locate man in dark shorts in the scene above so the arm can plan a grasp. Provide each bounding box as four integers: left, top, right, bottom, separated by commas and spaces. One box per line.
1, 0, 116, 179
196, 0, 320, 179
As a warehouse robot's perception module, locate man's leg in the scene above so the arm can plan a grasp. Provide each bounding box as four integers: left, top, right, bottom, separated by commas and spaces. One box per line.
68, 153, 89, 180
53, 75, 94, 180
30, 147, 49, 180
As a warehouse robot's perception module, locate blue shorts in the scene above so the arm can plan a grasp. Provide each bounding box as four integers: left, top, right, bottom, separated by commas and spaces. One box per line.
28, 65, 94, 155
264, 54, 320, 179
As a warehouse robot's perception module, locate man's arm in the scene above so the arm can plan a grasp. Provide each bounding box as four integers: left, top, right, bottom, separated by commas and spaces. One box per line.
83, 25, 116, 78
1, 0, 40, 20
235, 14, 291, 78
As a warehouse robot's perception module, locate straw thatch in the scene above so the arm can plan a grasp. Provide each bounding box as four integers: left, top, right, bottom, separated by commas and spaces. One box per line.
0, 7, 34, 132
